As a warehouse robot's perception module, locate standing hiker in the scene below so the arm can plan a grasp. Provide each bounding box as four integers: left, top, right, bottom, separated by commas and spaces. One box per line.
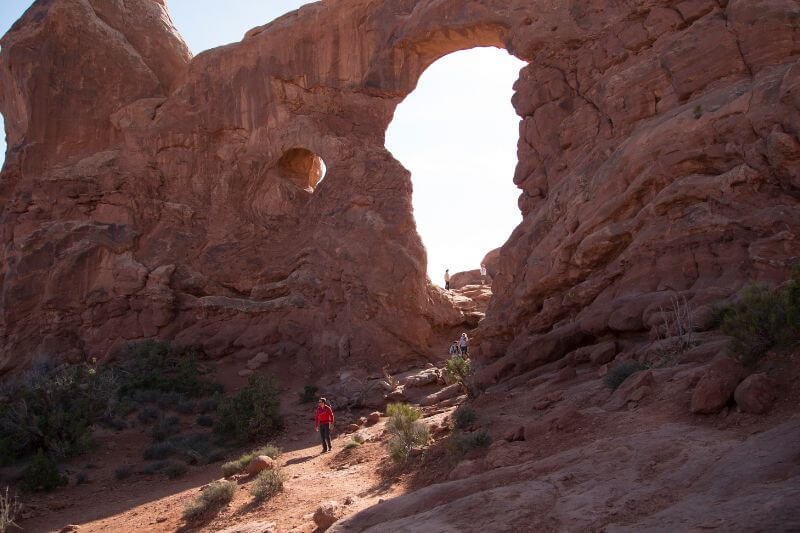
315, 397, 335, 453
459, 332, 469, 356
480, 263, 487, 284
444, 269, 451, 290
449, 341, 460, 356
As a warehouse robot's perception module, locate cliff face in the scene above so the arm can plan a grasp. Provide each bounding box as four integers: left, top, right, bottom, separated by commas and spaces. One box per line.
0, 0, 798, 377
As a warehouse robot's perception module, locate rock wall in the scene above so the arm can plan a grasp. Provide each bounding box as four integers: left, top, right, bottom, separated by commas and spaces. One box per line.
0, 0, 798, 378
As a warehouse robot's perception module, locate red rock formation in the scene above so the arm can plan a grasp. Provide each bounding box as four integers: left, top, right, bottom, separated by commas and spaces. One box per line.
0, 0, 798, 380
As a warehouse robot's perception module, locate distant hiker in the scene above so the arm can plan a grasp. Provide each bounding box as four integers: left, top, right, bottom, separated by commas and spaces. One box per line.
480, 263, 487, 283
444, 269, 451, 290
449, 341, 460, 356
315, 397, 335, 453
459, 332, 469, 356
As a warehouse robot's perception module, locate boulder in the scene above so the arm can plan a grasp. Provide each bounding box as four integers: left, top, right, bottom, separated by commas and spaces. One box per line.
246, 456, 275, 475
345, 423, 361, 433
402, 368, 440, 388
366, 412, 381, 425
313, 500, 342, 530
420, 384, 463, 406
238, 369, 254, 377
734, 373, 777, 414
691, 355, 744, 414
589, 341, 617, 365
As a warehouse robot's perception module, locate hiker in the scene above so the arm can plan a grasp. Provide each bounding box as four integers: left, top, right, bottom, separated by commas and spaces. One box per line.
480, 263, 487, 283
315, 397, 335, 453
449, 341, 460, 356
444, 269, 451, 290
459, 332, 469, 356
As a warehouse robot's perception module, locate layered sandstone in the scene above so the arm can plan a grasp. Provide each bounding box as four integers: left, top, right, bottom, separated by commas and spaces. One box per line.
0, 0, 798, 380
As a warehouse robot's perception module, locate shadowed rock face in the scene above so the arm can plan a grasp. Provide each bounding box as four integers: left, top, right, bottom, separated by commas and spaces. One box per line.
0, 0, 798, 376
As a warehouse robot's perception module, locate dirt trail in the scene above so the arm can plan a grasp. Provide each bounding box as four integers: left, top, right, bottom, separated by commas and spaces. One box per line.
19, 390, 418, 533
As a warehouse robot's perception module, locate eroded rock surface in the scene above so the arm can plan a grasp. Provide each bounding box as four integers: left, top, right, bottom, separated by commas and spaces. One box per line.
0, 0, 798, 381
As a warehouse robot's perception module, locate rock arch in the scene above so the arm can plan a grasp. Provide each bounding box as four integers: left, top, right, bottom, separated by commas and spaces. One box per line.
0, 0, 797, 380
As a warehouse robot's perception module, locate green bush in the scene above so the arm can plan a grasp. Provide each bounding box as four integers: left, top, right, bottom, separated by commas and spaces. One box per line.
386, 403, 429, 464
452, 406, 476, 429
214, 375, 283, 442
445, 355, 477, 397
143, 441, 176, 461
343, 440, 361, 449
116, 340, 220, 399
21, 450, 68, 492
298, 385, 319, 403
0, 361, 114, 464
182, 480, 236, 521
719, 268, 800, 365
250, 467, 286, 502
603, 361, 648, 390
447, 430, 493, 462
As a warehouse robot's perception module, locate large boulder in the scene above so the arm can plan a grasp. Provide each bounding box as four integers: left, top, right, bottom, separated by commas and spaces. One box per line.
314, 500, 343, 531
246, 456, 275, 475
690, 355, 744, 414
734, 373, 778, 414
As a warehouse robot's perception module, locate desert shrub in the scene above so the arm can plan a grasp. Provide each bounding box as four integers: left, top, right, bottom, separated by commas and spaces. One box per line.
298, 385, 319, 403
114, 465, 132, 480
221, 461, 242, 477
444, 355, 477, 397
452, 406, 476, 429
98, 415, 127, 431
603, 361, 648, 390
446, 430, 493, 462
137, 406, 160, 425
140, 461, 169, 475
196, 415, 215, 427
176, 400, 196, 415
182, 480, 236, 521
196, 396, 220, 414
719, 269, 800, 365
214, 375, 283, 442
0, 486, 21, 533
116, 340, 220, 399
0, 360, 115, 463
75, 471, 89, 485
115, 399, 139, 417
386, 403, 430, 464
352, 432, 366, 444
343, 440, 361, 449
169, 432, 219, 465
164, 461, 189, 479
143, 441, 176, 461
250, 467, 286, 502
21, 450, 67, 492
156, 391, 185, 411
152, 415, 181, 442
131, 389, 160, 404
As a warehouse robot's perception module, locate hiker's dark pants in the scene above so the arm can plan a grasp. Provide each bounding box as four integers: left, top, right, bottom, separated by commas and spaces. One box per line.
319, 423, 332, 451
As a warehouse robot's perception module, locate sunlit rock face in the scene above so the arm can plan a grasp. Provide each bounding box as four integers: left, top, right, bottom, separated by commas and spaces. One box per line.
0, 0, 798, 378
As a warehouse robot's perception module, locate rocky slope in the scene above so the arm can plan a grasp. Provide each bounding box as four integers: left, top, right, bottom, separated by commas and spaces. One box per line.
0, 1, 798, 387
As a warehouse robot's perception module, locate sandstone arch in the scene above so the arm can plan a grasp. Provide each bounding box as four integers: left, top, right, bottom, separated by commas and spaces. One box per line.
0, 0, 797, 381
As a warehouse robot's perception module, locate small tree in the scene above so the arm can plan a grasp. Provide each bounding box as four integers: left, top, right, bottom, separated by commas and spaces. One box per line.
386, 403, 429, 464
215, 375, 283, 442
445, 355, 476, 397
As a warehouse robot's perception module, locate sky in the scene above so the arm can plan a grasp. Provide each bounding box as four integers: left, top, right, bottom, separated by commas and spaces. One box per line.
0, 1, 525, 286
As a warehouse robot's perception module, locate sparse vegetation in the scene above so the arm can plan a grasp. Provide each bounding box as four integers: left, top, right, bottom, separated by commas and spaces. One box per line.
21, 450, 68, 492
182, 480, 236, 521
75, 471, 89, 485
452, 406, 476, 429
215, 375, 283, 442
648, 294, 697, 367
197, 396, 220, 414
152, 415, 181, 442
352, 433, 366, 444
114, 465, 133, 481
164, 461, 189, 479
386, 403, 430, 464
446, 430, 493, 463
716, 267, 800, 366
176, 400, 196, 415
0, 486, 21, 533
444, 355, 477, 397
603, 361, 648, 390
343, 440, 361, 449
298, 384, 319, 404
693, 104, 703, 119
250, 467, 286, 502
137, 406, 160, 425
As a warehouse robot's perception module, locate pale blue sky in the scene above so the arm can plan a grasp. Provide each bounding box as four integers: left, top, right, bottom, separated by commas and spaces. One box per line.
0, 1, 524, 284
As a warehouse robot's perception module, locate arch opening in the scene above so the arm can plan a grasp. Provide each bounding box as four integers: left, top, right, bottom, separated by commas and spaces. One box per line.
385, 47, 526, 289
277, 147, 327, 192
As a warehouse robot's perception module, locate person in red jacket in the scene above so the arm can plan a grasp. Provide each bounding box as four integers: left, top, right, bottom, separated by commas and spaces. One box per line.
315, 397, 335, 453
